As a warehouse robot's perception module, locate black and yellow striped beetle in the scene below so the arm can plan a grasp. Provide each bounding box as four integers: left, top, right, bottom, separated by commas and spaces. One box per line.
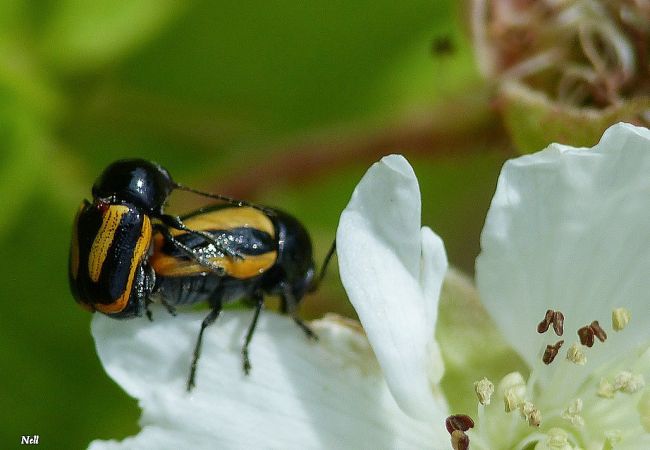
69, 159, 335, 390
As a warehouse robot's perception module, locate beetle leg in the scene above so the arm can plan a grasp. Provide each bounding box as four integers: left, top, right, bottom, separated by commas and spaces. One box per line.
308, 239, 337, 292
292, 317, 318, 341
154, 224, 227, 275
241, 292, 264, 375
187, 301, 223, 391
281, 282, 318, 341
160, 298, 177, 316
144, 301, 153, 322
159, 214, 245, 260
140, 266, 156, 321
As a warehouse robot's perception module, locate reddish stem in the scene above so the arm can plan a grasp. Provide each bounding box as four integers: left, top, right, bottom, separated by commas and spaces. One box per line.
211, 110, 510, 197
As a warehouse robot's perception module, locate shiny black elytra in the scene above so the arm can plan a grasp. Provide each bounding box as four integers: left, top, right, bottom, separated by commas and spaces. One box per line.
69, 159, 336, 390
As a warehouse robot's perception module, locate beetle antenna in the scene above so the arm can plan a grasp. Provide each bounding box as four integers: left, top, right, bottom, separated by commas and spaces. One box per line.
309, 239, 337, 292
173, 183, 275, 215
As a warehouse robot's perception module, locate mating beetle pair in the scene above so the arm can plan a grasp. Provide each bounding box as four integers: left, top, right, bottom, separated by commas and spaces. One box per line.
69, 159, 334, 390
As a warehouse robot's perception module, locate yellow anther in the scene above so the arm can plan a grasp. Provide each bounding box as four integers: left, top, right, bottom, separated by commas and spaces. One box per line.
612, 308, 630, 331
566, 342, 586, 365
597, 378, 616, 399
474, 377, 494, 406
537, 428, 572, 450
499, 372, 526, 413
520, 401, 541, 427
561, 399, 584, 427
614, 371, 645, 394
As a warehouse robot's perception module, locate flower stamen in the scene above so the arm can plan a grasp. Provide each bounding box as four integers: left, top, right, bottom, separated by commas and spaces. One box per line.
543, 340, 564, 365
561, 398, 584, 427
450, 430, 470, 450
578, 320, 607, 347
566, 342, 586, 365
519, 401, 541, 427
578, 325, 594, 347
445, 415, 474, 450
553, 311, 565, 337
474, 377, 494, 406
537, 309, 554, 334
445, 414, 475, 434
597, 378, 616, 399
537, 309, 565, 336
499, 372, 526, 413
538, 428, 571, 450
613, 371, 645, 394
612, 307, 630, 331
590, 321, 607, 343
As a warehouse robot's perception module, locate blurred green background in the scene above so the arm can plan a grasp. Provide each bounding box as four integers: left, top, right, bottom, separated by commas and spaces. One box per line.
1, 1, 514, 448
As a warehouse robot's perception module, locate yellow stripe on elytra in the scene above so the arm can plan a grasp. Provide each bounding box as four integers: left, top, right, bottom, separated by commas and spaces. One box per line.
88, 205, 130, 282
95, 216, 152, 314
150, 244, 277, 279
70, 202, 85, 280
175, 207, 275, 238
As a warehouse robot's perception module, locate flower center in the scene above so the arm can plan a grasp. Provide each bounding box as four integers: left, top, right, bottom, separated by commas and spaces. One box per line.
446, 307, 650, 449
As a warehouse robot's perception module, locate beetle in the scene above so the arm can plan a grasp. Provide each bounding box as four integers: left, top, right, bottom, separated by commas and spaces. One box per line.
69, 158, 335, 389
69, 159, 264, 318
150, 204, 335, 389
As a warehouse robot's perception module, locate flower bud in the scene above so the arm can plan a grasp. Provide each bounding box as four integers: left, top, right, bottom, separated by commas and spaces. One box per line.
471, 0, 650, 153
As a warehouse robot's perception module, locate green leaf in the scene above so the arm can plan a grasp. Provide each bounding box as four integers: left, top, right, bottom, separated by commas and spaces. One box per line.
0, 83, 52, 240
93, 1, 458, 132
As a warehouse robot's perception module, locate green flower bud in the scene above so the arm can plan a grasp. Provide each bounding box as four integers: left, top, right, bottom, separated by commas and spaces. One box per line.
472, 0, 650, 152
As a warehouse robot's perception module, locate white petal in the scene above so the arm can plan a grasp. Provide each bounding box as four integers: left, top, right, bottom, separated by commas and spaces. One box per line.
89, 309, 447, 450
337, 155, 448, 421
477, 123, 650, 374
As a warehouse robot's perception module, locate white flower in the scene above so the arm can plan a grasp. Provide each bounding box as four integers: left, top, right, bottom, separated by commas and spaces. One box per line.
470, 122, 650, 449
89, 311, 440, 449
338, 123, 650, 449
336, 154, 448, 421
90, 122, 650, 450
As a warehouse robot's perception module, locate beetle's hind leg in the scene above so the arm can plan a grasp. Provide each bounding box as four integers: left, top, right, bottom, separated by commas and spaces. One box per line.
187, 301, 223, 391
241, 292, 264, 375
160, 298, 177, 316
281, 283, 318, 341
292, 316, 318, 340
